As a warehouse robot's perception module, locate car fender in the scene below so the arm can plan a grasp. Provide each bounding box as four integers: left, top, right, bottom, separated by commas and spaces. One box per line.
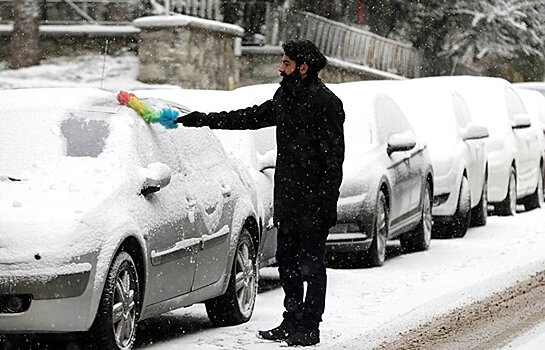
85, 228, 148, 329
360, 176, 391, 239
214, 194, 259, 296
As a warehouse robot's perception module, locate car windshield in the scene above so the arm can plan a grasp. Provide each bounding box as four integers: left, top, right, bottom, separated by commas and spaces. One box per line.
61, 112, 111, 157
1, 105, 114, 177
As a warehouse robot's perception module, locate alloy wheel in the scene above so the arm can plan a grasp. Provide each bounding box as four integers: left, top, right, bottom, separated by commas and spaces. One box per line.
422, 186, 433, 246
112, 265, 137, 348
234, 239, 256, 316
375, 194, 387, 264
508, 171, 517, 214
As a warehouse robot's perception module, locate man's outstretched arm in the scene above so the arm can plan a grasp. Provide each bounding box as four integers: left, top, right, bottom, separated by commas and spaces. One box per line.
178, 99, 277, 130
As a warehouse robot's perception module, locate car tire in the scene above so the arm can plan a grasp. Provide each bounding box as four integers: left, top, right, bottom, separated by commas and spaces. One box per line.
449, 176, 472, 238
521, 163, 544, 211
401, 181, 432, 252
470, 174, 488, 227
89, 251, 139, 350
495, 166, 517, 216
205, 227, 257, 326
364, 191, 388, 267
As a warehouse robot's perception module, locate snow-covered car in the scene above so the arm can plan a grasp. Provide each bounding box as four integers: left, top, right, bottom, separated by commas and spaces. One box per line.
326, 83, 434, 267
514, 81, 545, 99
382, 78, 490, 238
515, 88, 545, 206
444, 77, 543, 215
0, 88, 261, 349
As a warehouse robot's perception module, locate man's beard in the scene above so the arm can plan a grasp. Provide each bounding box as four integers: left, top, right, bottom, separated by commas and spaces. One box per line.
280, 69, 302, 90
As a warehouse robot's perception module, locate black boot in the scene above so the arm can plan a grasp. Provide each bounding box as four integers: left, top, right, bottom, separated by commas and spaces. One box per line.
257, 321, 295, 341
285, 328, 320, 347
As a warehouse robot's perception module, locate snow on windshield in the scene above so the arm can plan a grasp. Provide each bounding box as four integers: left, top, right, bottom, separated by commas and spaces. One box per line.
0, 89, 119, 177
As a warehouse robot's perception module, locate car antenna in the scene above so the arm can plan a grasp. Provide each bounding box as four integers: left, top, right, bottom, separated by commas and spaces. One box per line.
100, 38, 109, 90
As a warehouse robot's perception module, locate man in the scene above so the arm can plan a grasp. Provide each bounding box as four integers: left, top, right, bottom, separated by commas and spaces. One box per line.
177, 39, 345, 347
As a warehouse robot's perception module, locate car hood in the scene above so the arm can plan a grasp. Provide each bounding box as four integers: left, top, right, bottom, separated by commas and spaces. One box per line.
0, 162, 127, 266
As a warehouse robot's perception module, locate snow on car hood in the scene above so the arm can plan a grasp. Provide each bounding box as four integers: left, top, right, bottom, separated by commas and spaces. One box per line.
0, 156, 127, 264
0, 88, 136, 267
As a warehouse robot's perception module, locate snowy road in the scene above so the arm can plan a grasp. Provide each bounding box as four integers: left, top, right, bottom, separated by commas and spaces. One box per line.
134, 207, 545, 350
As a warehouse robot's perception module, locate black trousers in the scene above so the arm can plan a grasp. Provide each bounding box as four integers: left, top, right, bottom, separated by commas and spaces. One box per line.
276, 226, 329, 331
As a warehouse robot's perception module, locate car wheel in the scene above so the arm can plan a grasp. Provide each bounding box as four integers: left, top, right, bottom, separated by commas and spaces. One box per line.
470, 174, 488, 227
521, 163, 544, 211
365, 191, 388, 267
495, 166, 517, 216
89, 251, 139, 350
401, 181, 432, 252
449, 176, 472, 238
205, 227, 257, 326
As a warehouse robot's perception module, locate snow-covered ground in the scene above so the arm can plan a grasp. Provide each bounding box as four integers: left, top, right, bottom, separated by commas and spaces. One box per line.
134, 209, 545, 350
503, 321, 545, 350
2, 54, 545, 349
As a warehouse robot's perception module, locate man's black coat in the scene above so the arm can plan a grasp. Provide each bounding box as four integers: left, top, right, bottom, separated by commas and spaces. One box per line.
180, 75, 345, 231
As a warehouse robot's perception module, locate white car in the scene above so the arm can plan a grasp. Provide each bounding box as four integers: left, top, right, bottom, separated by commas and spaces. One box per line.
0, 88, 261, 350
382, 78, 490, 238
444, 76, 543, 215
514, 81, 545, 99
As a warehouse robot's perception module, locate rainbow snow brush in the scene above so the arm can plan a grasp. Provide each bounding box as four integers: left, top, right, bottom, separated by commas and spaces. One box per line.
117, 91, 179, 129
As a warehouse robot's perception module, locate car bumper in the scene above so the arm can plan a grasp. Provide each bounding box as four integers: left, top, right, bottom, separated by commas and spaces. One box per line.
431, 166, 460, 217
326, 231, 372, 254
0, 264, 95, 333
487, 157, 510, 203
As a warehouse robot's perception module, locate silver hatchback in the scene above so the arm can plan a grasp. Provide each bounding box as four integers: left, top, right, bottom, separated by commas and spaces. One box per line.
0, 88, 260, 349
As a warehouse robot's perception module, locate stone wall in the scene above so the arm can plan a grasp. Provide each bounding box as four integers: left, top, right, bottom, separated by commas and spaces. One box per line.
134, 15, 244, 90
0, 25, 139, 61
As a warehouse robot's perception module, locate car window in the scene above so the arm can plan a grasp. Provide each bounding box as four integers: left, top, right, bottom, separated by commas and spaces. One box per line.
505, 86, 527, 119
61, 116, 110, 158
452, 93, 472, 128
374, 95, 412, 144
171, 127, 226, 171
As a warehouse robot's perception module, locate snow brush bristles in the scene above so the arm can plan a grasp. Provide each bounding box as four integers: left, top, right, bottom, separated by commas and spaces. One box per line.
117, 90, 179, 129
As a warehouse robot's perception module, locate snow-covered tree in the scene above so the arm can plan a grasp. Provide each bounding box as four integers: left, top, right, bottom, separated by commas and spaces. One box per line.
11, 0, 41, 69
407, 0, 545, 76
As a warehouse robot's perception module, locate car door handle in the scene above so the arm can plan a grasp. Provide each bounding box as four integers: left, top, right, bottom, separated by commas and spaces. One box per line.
221, 184, 232, 197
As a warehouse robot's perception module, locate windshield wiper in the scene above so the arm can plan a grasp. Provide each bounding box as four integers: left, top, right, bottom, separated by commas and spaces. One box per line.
0, 175, 22, 182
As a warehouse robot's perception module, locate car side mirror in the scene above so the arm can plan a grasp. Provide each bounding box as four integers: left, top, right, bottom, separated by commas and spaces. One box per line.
258, 149, 276, 172
387, 133, 416, 155
140, 162, 172, 196
461, 123, 489, 141
511, 114, 532, 129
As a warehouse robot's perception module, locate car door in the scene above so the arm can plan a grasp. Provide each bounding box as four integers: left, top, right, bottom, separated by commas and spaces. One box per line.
252, 127, 277, 266
135, 125, 199, 304
181, 128, 236, 291
374, 95, 419, 227
505, 86, 535, 194
452, 93, 487, 199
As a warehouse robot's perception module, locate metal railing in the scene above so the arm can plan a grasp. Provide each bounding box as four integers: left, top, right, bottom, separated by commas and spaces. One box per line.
171, 0, 222, 20
281, 10, 421, 78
